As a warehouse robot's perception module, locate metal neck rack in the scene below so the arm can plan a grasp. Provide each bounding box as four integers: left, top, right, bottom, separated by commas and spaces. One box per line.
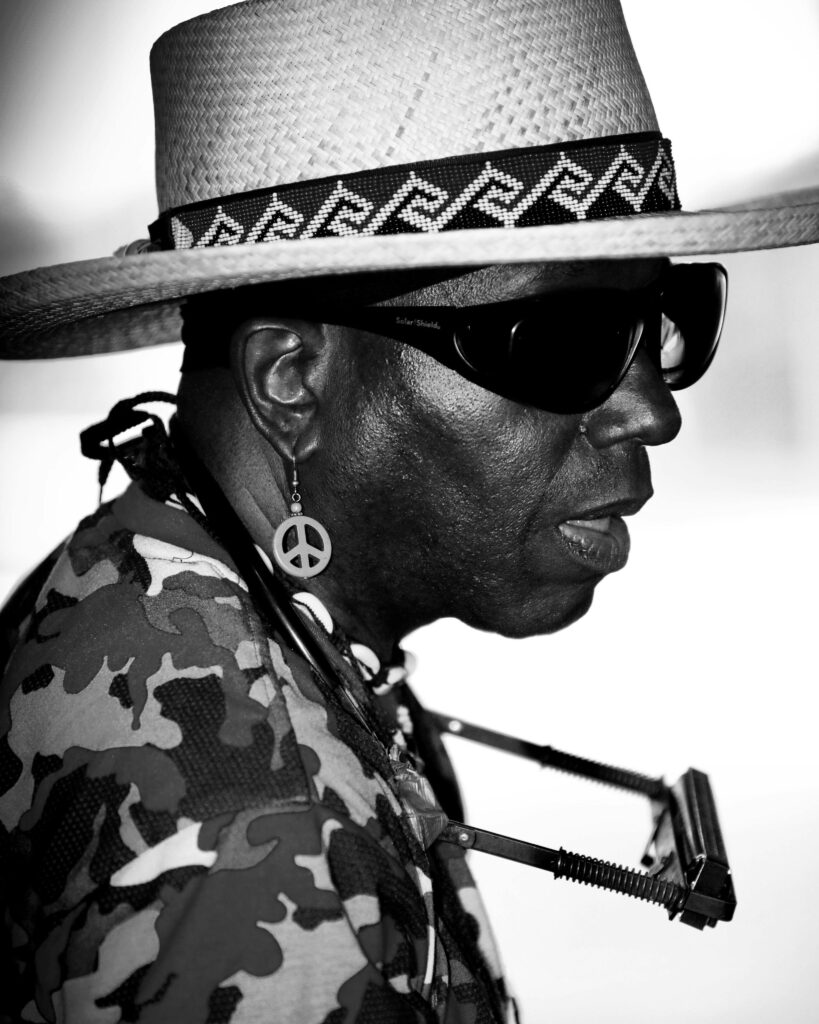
430, 713, 736, 930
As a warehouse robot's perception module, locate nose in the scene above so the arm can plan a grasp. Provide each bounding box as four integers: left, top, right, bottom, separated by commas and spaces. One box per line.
584, 348, 682, 449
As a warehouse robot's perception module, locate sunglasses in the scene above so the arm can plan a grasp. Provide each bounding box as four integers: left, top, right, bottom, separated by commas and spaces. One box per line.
311, 262, 728, 414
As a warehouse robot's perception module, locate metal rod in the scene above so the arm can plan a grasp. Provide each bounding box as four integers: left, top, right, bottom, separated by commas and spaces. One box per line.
440, 822, 687, 914
428, 712, 666, 798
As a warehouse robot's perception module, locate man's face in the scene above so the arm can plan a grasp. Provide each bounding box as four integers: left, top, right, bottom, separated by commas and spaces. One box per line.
313, 259, 681, 644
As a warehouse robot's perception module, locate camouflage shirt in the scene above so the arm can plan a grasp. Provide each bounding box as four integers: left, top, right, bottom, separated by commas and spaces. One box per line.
0, 454, 511, 1022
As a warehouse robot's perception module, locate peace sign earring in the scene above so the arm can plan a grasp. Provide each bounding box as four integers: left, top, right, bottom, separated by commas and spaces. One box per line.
272, 459, 333, 579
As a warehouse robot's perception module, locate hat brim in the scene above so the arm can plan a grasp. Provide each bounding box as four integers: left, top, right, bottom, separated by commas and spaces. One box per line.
2, 188, 818, 359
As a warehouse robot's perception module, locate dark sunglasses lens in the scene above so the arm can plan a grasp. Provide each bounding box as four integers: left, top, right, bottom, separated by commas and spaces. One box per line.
659, 263, 727, 389
455, 300, 639, 413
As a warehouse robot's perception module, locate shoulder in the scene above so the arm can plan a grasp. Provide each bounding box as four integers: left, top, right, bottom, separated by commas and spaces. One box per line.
1, 497, 318, 830
1, 493, 407, 855
0, 498, 446, 1021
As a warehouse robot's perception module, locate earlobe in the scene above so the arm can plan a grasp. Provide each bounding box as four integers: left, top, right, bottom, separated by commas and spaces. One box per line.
231, 318, 321, 460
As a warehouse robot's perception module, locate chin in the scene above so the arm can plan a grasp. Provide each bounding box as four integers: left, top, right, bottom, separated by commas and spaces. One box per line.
469, 581, 598, 639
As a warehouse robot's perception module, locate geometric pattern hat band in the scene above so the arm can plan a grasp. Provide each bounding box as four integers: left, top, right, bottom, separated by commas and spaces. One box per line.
150, 132, 678, 250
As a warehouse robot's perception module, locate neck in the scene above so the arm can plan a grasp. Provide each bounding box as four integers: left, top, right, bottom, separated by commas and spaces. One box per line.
184, 444, 410, 665
302, 576, 413, 664
176, 391, 429, 663
247, 490, 426, 663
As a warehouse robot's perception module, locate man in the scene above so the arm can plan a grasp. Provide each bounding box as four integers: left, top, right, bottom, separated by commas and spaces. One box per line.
1, 1, 817, 1022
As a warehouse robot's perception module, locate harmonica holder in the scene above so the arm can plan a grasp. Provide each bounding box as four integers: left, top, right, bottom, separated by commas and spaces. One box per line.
432, 714, 736, 930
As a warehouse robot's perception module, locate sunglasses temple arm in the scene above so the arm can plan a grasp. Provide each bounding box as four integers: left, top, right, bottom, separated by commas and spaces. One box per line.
319, 308, 453, 358
426, 711, 666, 798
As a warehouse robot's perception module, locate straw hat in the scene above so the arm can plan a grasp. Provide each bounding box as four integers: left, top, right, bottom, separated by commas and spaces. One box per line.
1, 0, 817, 359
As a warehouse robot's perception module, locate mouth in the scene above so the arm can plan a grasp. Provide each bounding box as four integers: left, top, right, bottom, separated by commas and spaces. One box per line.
556, 496, 650, 575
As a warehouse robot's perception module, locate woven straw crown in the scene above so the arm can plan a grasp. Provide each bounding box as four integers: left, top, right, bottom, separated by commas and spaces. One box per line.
152, 0, 658, 211
1, 0, 817, 357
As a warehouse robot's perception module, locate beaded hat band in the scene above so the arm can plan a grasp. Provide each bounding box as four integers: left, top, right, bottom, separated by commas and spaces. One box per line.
150, 134, 679, 251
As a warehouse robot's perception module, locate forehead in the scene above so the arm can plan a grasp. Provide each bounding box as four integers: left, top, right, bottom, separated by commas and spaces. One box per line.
393, 258, 669, 307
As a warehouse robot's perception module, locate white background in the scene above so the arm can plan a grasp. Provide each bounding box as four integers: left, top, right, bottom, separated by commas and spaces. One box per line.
1, 2, 818, 1021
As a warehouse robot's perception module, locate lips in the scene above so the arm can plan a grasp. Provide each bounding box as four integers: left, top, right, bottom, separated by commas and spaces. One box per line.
556, 496, 648, 575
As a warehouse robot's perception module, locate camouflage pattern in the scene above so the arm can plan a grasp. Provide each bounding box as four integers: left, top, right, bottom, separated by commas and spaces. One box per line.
0, 477, 511, 1022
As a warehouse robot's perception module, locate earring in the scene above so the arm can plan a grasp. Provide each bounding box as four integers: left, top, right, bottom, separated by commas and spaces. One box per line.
272, 459, 332, 579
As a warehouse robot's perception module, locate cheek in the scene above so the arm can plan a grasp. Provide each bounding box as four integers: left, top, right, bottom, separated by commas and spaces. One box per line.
408, 360, 583, 538
337, 350, 581, 558
406, 349, 580, 475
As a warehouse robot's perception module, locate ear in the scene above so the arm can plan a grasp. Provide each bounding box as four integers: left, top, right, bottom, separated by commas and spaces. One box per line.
230, 317, 327, 462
